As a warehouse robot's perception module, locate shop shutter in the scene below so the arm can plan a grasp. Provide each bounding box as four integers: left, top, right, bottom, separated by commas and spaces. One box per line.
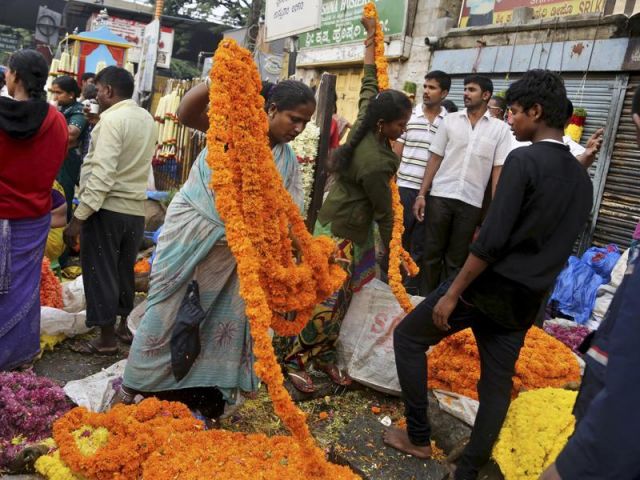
445, 74, 617, 168
591, 76, 640, 248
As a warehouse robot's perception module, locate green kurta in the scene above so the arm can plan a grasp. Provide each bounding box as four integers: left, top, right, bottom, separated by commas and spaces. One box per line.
318, 64, 400, 249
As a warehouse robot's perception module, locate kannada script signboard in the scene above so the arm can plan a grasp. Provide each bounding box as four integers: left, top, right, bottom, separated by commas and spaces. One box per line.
301, 0, 407, 49
459, 0, 605, 27
265, 0, 322, 41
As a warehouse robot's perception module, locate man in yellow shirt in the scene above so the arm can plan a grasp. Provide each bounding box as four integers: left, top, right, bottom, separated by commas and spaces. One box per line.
64, 66, 157, 354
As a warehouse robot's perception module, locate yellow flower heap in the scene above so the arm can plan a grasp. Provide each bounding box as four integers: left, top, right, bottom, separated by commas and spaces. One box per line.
205, 38, 356, 478
364, 2, 419, 313
493, 388, 577, 480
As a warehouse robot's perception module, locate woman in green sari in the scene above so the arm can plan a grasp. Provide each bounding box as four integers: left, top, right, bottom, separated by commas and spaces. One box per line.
51, 75, 89, 220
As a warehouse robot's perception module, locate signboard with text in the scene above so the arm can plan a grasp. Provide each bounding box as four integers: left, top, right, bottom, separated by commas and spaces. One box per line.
88, 14, 174, 68
301, 0, 407, 49
265, 0, 322, 41
459, 0, 605, 27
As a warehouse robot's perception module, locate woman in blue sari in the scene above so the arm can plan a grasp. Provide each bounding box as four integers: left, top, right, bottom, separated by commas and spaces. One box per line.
0, 50, 68, 370
118, 80, 315, 420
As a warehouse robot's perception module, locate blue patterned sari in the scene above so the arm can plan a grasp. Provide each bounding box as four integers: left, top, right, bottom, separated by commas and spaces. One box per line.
123, 145, 302, 400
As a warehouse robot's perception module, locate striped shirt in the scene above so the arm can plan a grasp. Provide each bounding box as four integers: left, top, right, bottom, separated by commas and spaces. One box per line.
396, 105, 447, 190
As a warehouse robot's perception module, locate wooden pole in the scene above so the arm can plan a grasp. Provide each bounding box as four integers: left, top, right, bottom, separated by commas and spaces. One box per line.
154, 0, 164, 19
306, 73, 336, 231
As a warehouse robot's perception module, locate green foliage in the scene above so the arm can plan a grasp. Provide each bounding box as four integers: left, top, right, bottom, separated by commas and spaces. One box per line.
168, 58, 201, 79
156, 0, 252, 25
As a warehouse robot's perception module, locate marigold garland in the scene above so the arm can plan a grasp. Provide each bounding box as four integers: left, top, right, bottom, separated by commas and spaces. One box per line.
428, 327, 581, 400
205, 39, 352, 477
363, 2, 389, 90
493, 388, 577, 480
142, 429, 359, 479
364, 2, 418, 313
50, 398, 202, 479
41, 257, 63, 308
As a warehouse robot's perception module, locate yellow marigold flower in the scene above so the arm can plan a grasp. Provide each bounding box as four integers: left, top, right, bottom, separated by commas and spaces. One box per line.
493, 388, 577, 480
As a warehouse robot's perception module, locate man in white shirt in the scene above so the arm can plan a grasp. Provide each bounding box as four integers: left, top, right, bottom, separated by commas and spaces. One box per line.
413, 75, 513, 295
393, 70, 450, 284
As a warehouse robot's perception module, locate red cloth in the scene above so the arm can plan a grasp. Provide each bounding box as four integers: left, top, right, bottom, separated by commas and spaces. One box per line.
330, 118, 340, 149
0, 106, 68, 219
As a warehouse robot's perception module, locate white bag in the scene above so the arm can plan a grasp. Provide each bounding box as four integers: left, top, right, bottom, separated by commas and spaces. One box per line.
62, 276, 86, 313
337, 279, 424, 396
40, 307, 90, 337
64, 360, 127, 412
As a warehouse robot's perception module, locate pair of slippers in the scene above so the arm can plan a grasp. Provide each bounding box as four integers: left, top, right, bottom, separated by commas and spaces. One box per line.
68, 329, 133, 356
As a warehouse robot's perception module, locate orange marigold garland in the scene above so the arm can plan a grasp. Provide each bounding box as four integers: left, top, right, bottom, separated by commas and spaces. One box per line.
142, 429, 359, 479
52, 398, 202, 479
363, 2, 389, 90
206, 39, 350, 475
364, 2, 418, 313
40, 257, 63, 308
427, 327, 581, 400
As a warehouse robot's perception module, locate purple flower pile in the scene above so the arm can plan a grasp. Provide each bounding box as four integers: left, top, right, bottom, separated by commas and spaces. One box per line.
0, 371, 71, 468
543, 323, 592, 354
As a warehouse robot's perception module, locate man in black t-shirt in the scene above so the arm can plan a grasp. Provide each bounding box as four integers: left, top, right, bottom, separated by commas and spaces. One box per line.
384, 70, 593, 480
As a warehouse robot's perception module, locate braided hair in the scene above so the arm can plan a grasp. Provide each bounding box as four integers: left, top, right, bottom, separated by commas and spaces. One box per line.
334, 89, 412, 171
8, 50, 49, 100
262, 80, 315, 112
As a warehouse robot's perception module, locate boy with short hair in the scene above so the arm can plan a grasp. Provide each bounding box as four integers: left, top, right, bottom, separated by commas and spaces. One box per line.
385, 70, 593, 479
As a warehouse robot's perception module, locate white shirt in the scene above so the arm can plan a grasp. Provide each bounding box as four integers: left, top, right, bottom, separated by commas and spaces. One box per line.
396, 105, 447, 190
429, 109, 513, 208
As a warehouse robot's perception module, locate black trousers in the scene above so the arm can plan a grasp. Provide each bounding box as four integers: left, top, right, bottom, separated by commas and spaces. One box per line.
81, 209, 144, 328
394, 280, 527, 480
399, 187, 425, 293
421, 196, 482, 296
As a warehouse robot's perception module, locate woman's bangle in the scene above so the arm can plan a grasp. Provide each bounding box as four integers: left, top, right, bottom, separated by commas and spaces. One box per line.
416, 195, 425, 200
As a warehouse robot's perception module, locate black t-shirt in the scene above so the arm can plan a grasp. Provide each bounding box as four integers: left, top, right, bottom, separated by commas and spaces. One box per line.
465, 141, 593, 330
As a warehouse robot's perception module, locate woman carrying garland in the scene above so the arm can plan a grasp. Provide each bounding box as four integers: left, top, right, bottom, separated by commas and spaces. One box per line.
285, 17, 413, 393
117, 80, 314, 421
0, 50, 68, 370
50, 75, 89, 221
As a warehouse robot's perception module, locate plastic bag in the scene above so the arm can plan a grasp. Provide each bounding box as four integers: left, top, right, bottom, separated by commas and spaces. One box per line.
171, 281, 206, 382
40, 307, 90, 337
336, 279, 424, 395
550, 257, 605, 325
64, 360, 127, 412
589, 249, 629, 330
581, 244, 620, 283
62, 276, 85, 313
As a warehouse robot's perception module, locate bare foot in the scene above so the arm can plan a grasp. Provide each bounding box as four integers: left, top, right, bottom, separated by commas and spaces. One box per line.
383, 427, 432, 459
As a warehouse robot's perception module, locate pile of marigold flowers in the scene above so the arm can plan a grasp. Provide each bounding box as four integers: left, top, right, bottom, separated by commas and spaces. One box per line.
493, 388, 577, 479
35, 398, 358, 480
40, 257, 63, 308
428, 327, 581, 400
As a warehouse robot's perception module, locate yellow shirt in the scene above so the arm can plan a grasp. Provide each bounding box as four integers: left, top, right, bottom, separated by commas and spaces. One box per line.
75, 99, 157, 220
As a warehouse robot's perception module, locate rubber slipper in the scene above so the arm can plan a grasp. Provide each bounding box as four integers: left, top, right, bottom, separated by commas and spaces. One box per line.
319, 364, 352, 386
287, 370, 317, 393
68, 340, 118, 356
115, 328, 133, 345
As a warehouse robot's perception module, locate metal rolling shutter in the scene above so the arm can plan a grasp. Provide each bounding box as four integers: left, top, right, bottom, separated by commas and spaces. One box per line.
445, 74, 617, 170
591, 76, 640, 248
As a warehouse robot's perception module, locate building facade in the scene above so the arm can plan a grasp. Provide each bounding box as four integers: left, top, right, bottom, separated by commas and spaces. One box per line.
295, 0, 640, 250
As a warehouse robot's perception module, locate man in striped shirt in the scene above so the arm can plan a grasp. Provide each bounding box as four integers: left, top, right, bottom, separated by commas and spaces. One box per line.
393, 70, 451, 287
